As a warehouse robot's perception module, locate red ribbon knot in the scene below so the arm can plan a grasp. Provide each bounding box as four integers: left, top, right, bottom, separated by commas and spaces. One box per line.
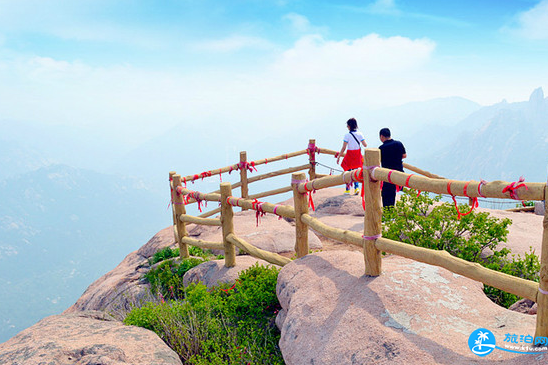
502, 176, 528, 200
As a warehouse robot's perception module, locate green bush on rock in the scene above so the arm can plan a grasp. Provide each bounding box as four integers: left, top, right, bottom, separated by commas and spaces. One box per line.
382, 189, 540, 308
125, 259, 283, 365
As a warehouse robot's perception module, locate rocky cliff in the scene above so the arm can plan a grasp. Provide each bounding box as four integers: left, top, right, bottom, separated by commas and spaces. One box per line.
0, 187, 545, 364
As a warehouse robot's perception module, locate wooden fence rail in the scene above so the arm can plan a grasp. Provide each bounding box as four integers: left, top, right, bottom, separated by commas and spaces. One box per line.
181, 149, 308, 185
181, 236, 225, 251
169, 142, 548, 339
227, 233, 292, 266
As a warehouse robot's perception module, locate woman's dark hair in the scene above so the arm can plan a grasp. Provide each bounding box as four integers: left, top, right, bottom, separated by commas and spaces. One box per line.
347, 118, 358, 131
380, 128, 391, 138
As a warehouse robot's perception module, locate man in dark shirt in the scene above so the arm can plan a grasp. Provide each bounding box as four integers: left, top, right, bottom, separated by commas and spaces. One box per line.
378, 128, 407, 207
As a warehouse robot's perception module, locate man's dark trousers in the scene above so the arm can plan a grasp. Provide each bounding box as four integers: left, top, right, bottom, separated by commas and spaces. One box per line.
382, 182, 397, 207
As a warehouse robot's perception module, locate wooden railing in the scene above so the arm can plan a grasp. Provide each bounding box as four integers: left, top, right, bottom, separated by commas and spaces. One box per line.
169, 143, 548, 339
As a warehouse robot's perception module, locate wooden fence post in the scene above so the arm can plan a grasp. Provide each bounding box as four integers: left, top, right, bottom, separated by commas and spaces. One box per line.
292, 172, 309, 258
171, 174, 190, 259
240, 151, 249, 211
169, 171, 178, 243
220, 182, 236, 267
363, 148, 383, 276
536, 185, 548, 339
308, 139, 316, 180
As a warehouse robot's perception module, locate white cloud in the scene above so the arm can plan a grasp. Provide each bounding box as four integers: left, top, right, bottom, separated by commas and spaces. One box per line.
504, 0, 548, 40
367, 0, 401, 16
283, 13, 312, 33
27, 56, 89, 78
0, 33, 440, 147
0, 33, 437, 126
273, 33, 435, 79
0, 54, 191, 137
282, 12, 328, 35
1, 30, 545, 148
194, 35, 274, 53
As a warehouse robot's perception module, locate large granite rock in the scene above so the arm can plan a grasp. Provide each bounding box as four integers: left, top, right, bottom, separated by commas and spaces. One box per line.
0, 311, 182, 365
276, 251, 545, 364
535, 201, 545, 216
280, 187, 365, 217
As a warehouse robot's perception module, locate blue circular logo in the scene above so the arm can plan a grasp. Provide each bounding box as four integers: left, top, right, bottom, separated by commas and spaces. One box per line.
468, 328, 496, 357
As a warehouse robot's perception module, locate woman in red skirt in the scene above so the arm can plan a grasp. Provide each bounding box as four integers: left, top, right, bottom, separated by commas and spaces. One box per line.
336, 118, 367, 194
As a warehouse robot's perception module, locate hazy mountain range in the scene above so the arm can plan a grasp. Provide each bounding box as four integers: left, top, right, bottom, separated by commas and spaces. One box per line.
1, 87, 547, 342
425, 88, 548, 183
0, 164, 166, 341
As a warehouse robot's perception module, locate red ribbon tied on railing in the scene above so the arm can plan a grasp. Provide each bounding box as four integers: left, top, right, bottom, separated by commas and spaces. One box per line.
251, 199, 267, 226
357, 167, 369, 211
237, 161, 258, 173
386, 170, 402, 192
167, 184, 185, 211
447, 181, 478, 220
226, 197, 243, 207
184, 191, 204, 212
307, 143, 320, 157
302, 181, 316, 211
502, 176, 528, 200
272, 205, 283, 220
477, 180, 487, 198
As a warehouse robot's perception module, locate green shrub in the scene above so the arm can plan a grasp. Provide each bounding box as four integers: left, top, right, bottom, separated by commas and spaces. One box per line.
149, 246, 221, 266
189, 245, 212, 259
145, 257, 206, 300
126, 263, 284, 364
224, 263, 281, 321
149, 246, 180, 265
124, 301, 160, 331
382, 191, 512, 263
382, 189, 540, 308
483, 248, 541, 306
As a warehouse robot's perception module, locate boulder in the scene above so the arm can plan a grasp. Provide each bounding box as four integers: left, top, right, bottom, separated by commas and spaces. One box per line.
509, 298, 538, 315
188, 210, 322, 254
0, 311, 182, 365
280, 187, 365, 217
276, 251, 544, 364
535, 201, 545, 216
311, 189, 365, 216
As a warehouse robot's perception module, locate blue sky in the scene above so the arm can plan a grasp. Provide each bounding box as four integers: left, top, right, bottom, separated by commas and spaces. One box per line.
1, 0, 547, 143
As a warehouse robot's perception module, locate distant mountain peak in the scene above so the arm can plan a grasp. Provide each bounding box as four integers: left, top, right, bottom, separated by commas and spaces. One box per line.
529, 87, 544, 103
